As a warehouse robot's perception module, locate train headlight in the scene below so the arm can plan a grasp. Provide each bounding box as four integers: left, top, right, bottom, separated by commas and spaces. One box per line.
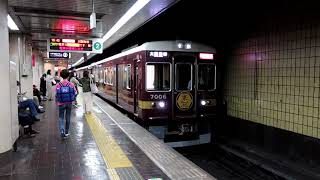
185, 43, 192, 49
158, 101, 165, 108
201, 100, 207, 106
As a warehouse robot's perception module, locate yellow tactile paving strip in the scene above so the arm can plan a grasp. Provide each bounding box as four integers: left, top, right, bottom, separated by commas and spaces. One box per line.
85, 113, 133, 179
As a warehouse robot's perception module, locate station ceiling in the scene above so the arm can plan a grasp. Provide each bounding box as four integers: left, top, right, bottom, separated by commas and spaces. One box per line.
73, 0, 320, 69
8, 0, 180, 65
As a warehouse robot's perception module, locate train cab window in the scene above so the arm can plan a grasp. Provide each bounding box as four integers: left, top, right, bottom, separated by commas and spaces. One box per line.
146, 63, 170, 91
198, 64, 216, 90
175, 63, 192, 90
123, 64, 131, 90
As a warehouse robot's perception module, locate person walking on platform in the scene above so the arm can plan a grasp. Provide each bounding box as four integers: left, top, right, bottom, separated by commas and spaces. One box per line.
80, 71, 93, 114
46, 70, 56, 101
69, 71, 81, 107
55, 69, 77, 139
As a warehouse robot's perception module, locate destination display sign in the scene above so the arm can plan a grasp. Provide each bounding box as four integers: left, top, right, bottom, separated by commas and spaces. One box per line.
48, 52, 70, 59
48, 38, 103, 54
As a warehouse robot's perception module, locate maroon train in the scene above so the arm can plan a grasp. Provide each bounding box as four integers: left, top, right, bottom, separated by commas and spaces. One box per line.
77, 41, 217, 147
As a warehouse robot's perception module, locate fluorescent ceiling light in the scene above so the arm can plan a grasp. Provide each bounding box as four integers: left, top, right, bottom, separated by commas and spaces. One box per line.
72, 57, 84, 67
7, 15, 19, 30
102, 0, 151, 43
71, 0, 151, 68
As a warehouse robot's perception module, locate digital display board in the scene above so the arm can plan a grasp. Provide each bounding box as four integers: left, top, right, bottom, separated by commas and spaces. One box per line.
48, 52, 70, 59
47, 38, 102, 53
49, 38, 92, 51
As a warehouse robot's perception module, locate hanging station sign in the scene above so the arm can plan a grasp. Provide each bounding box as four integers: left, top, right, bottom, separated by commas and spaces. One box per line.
48, 52, 71, 59
47, 38, 103, 54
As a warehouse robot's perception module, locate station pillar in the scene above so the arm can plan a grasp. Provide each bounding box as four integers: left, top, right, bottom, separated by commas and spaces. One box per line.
0, 0, 19, 153
9, 34, 33, 98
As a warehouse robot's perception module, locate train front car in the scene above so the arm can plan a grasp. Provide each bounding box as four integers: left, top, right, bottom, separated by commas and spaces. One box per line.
140, 41, 217, 147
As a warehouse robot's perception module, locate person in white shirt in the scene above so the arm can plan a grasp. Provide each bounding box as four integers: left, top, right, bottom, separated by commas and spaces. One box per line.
45, 70, 56, 101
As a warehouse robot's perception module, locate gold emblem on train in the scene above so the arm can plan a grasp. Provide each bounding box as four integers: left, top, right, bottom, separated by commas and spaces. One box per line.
176, 91, 193, 110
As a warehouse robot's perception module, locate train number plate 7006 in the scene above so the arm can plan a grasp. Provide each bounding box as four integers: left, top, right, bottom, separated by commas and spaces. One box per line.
150, 94, 167, 100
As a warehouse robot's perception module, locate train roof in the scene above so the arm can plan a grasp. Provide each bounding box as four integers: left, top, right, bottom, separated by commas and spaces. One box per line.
81, 41, 216, 69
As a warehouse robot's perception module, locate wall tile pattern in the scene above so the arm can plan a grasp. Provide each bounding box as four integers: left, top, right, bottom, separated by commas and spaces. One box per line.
225, 21, 320, 138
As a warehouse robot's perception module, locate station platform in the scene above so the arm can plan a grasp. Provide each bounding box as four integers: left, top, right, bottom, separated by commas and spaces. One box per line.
0, 93, 214, 180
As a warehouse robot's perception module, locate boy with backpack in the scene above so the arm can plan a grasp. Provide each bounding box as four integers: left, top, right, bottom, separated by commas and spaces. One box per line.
55, 69, 77, 139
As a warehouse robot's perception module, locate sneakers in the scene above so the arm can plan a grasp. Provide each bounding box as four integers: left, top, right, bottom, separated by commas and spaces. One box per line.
33, 116, 40, 121
60, 129, 65, 138
38, 109, 45, 114
60, 130, 69, 139
28, 133, 36, 137
31, 129, 40, 134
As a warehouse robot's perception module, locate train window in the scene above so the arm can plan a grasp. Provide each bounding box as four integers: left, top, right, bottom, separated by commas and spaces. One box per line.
146, 63, 171, 91
105, 67, 113, 86
123, 64, 131, 90
175, 63, 192, 90
99, 69, 104, 84
94, 68, 99, 83
198, 64, 216, 90
127, 64, 131, 89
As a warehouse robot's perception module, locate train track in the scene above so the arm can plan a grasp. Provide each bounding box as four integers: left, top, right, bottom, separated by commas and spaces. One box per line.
175, 144, 285, 180
96, 94, 285, 179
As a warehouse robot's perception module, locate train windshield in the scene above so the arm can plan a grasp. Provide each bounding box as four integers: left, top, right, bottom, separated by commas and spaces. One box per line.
198, 64, 215, 90
175, 63, 192, 90
146, 63, 170, 91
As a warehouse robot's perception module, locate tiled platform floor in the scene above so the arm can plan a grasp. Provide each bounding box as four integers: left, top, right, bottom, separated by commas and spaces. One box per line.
0, 99, 108, 180
0, 94, 169, 180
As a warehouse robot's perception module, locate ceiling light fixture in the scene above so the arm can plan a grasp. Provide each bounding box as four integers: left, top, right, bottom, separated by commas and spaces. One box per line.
102, 0, 151, 43
71, 0, 151, 68
7, 15, 19, 30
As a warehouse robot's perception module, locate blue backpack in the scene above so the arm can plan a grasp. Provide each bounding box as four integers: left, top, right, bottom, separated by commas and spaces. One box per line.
56, 82, 75, 103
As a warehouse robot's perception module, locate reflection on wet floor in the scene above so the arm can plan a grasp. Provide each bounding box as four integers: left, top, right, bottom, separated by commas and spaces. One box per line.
0, 92, 170, 180
0, 98, 109, 180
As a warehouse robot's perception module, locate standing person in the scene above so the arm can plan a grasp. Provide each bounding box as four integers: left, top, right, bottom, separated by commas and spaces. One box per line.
80, 70, 93, 114
69, 71, 81, 107
54, 71, 62, 84
40, 74, 47, 100
46, 70, 56, 101
55, 69, 77, 139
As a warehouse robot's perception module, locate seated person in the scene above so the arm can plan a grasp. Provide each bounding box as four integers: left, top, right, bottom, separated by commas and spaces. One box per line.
33, 85, 42, 106
19, 99, 44, 121
18, 112, 39, 137
17, 81, 44, 121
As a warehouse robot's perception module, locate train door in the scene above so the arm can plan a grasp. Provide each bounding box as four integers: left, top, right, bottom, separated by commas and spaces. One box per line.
116, 64, 119, 104
172, 55, 196, 122
133, 60, 139, 114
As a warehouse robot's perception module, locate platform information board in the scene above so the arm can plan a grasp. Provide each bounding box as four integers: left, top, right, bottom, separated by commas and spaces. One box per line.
48, 52, 70, 59
47, 38, 103, 54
